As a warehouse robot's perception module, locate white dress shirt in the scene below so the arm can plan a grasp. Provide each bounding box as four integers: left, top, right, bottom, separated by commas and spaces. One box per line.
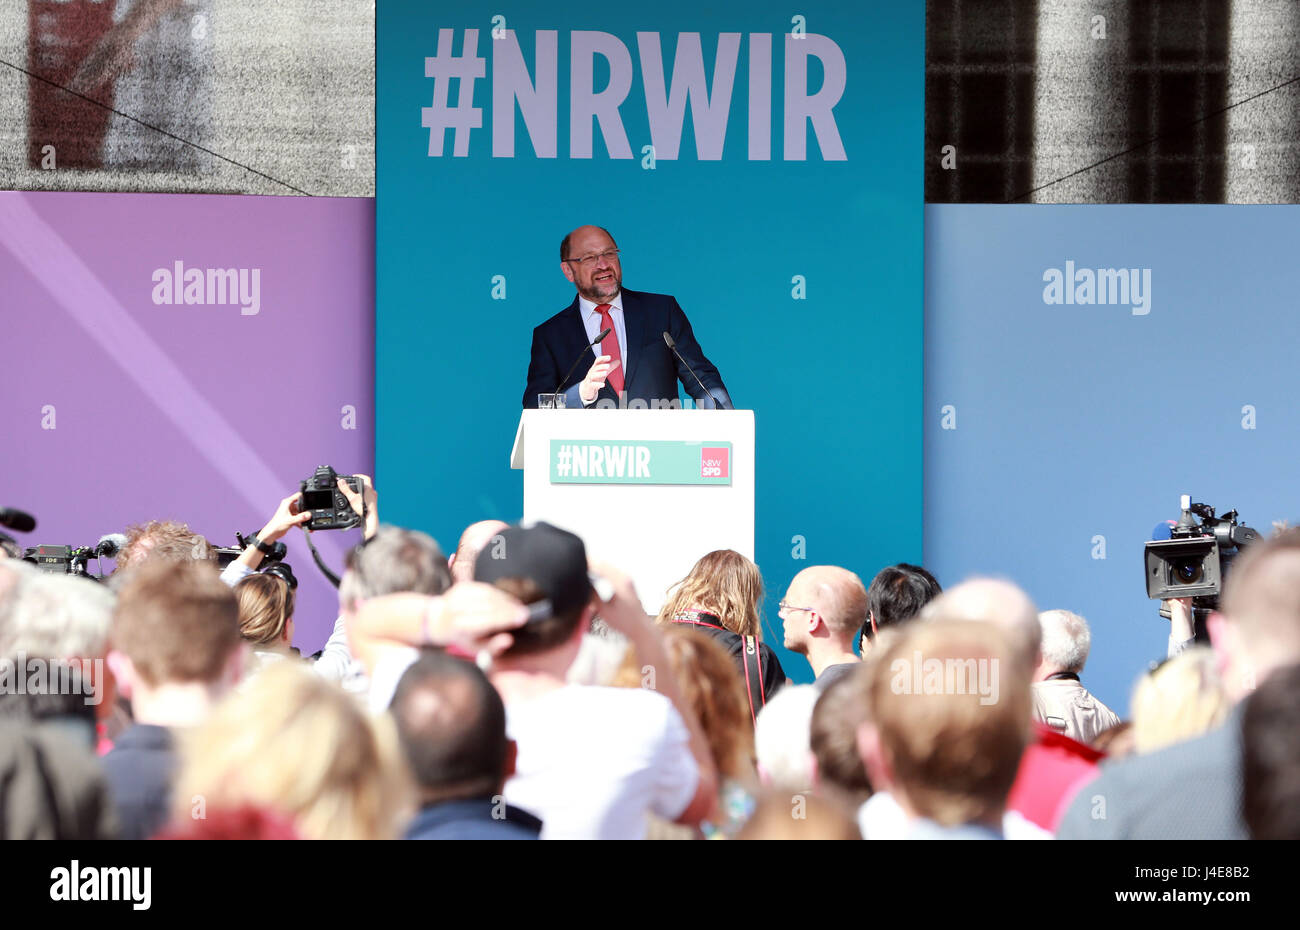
578, 293, 628, 373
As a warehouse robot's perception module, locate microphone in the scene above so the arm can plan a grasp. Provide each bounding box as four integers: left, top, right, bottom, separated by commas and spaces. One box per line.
1151, 520, 1176, 541
663, 332, 730, 410
553, 327, 612, 400
95, 533, 128, 559
0, 508, 36, 533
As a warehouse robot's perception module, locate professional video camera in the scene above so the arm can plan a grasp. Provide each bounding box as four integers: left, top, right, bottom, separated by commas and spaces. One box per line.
21, 534, 126, 580
300, 465, 364, 531
1144, 495, 1261, 634
214, 531, 299, 590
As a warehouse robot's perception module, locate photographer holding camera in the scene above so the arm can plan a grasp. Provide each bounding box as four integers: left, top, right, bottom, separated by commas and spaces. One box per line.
221, 474, 375, 583
222, 471, 378, 687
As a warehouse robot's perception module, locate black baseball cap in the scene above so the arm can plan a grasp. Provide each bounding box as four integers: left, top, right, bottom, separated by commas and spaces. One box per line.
472, 522, 594, 617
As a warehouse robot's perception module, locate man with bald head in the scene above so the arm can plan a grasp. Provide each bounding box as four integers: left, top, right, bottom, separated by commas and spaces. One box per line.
448, 520, 509, 585
779, 566, 867, 690
921, 578, 1042, 674
522, 225, 731, 410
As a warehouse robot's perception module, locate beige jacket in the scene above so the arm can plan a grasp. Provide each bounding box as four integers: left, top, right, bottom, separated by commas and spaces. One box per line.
1032, 677, 1121, 746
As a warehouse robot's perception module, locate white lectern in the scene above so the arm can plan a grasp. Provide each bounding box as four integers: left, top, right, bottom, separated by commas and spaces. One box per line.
511, 409, 755, 615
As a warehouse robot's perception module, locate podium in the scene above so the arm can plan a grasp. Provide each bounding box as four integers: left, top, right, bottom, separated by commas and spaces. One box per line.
511, 409, 755, 615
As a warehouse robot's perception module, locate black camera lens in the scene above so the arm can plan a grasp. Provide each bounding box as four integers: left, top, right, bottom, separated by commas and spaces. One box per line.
1173, 559, 1204, 584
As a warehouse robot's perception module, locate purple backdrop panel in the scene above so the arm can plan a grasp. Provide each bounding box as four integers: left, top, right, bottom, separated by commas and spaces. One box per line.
1, 191, 374, 652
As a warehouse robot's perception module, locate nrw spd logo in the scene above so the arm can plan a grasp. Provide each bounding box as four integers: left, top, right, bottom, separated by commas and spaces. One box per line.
701, 447, 729, 478
422, 28, 847, 161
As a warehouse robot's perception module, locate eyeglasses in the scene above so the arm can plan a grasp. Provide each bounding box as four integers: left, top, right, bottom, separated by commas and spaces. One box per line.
778, 601, 815, 614
564, 248, 620, 267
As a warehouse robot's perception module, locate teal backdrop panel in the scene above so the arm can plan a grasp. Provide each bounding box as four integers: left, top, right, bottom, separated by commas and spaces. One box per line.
377, 1, 923, 681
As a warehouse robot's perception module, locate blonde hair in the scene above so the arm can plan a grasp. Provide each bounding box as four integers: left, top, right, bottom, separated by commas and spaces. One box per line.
614, 626, 755, 780
234, 573, 295, 646
173, 663, 414, 840
1130, 647, 1230, 754
657, 550, 765, 639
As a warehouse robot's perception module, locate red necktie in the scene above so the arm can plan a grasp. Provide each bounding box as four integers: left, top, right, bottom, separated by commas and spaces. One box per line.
596, 304, 624, 395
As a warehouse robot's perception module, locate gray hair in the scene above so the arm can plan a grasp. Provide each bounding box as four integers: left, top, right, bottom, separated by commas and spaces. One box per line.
1038, 609, 1091, 673
338, 526, 452, 612
754, 684, 820, 793
0, 568, 116, 659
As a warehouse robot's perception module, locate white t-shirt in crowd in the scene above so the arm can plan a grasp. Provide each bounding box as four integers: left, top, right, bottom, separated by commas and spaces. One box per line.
504, 685, 700, 840
857, 790, 1052, 840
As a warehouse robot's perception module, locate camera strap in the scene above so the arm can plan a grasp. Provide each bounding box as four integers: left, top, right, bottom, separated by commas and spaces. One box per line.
301, 530, 342, 588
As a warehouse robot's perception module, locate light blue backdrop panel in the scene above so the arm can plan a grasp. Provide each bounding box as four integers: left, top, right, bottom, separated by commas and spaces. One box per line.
377, 3, 924, 680
925, 204, 1300, 711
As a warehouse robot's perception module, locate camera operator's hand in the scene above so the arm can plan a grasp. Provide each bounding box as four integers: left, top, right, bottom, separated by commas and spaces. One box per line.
336, 475, 379, 541
1165, 596, 1196, 653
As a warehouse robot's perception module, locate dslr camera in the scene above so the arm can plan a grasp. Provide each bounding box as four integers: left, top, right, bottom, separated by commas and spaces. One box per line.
300, 465, 364, 531
1144, 494, 1260, 607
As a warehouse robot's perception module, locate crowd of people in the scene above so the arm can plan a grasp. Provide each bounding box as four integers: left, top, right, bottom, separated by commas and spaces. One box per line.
1, 477, 1298, 840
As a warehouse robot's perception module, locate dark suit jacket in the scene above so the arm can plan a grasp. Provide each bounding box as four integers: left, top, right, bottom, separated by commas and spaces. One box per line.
101, 723, 177, 841
522, 289, 731, 409
1055, 705, 1247, 839
404, 798, 542, 840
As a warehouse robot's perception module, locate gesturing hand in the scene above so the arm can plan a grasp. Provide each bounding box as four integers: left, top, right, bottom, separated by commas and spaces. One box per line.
579, 355, 621, 404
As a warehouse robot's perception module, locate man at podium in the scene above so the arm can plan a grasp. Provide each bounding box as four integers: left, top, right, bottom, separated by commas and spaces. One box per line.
522, 225, 732, 410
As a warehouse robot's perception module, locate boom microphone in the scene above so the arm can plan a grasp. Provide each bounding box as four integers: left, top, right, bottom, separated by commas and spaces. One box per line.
554, 327, 612, 399
0, 508, 36, 534
663, 332, 730, 410
95, 533, 129, 559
